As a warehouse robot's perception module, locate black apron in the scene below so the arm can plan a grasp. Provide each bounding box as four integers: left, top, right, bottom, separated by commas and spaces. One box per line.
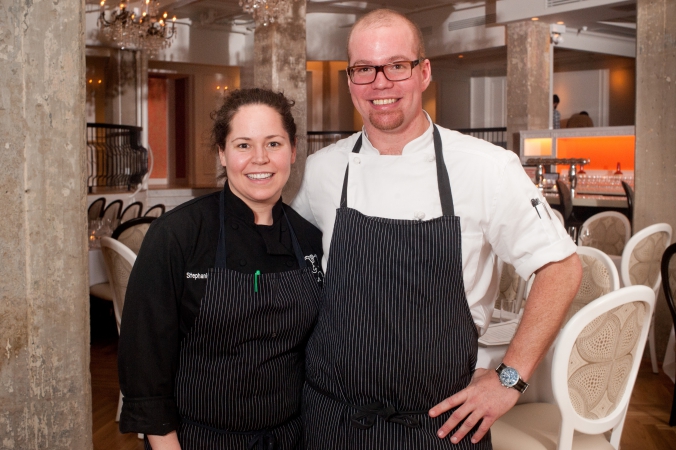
303, 126, 490, 449
146, 190, 321, 450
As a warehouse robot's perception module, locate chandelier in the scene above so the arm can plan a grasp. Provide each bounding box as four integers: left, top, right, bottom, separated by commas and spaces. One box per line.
239, 0, 296, 27
98, 0, 177, 56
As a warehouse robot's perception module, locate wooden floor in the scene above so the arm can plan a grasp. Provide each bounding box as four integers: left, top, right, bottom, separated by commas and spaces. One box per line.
92, 336, 676, 450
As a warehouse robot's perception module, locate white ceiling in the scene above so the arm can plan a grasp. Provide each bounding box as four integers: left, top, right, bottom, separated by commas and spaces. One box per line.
151, 0, 636, 37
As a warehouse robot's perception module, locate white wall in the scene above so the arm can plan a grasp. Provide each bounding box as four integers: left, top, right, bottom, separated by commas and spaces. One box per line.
470, 76, 506, 128
434, 67, 472, 130
553, 69, 609, 127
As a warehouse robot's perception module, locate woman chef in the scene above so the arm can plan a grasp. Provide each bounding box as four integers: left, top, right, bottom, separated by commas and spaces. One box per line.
118, 88, 323, 450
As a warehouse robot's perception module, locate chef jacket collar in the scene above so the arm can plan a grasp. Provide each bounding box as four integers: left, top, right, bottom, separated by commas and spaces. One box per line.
223, 181, 285, 227
360, 111, 434, 156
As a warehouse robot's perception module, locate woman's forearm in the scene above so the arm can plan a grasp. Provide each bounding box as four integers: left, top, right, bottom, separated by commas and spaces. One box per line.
147, 431, 181, 450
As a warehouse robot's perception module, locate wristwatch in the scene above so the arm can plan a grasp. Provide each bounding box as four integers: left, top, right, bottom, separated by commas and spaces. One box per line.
495, 363, 529, 394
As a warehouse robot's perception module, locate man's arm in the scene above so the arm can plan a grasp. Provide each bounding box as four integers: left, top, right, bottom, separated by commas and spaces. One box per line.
429, 253, 582, 444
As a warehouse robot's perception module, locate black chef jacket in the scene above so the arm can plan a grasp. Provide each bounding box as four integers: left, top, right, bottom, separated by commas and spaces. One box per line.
118, 183, 323, 435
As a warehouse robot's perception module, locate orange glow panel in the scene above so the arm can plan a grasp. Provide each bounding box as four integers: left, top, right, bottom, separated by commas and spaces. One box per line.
556, 135, 634, 173
523, 138, 553, 156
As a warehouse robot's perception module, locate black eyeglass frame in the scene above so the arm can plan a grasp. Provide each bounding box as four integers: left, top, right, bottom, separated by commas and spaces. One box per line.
347, 58, 426, 85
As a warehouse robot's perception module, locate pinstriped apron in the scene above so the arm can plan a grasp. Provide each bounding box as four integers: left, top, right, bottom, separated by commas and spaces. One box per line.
146, 190, 321, 450
303, 126, 490, 449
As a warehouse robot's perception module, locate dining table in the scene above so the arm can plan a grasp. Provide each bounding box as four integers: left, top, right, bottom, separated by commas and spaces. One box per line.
89, 247, 108, 287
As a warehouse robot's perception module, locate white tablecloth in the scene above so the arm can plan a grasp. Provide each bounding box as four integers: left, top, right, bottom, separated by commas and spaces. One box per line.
476, 341, 556, 404
89, 248, 108, 286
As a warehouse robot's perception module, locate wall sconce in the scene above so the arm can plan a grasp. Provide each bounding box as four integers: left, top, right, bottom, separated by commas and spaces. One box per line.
550, 23, 566, 45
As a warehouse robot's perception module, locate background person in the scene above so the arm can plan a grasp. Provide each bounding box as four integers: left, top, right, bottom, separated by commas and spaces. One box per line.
566, 110, 594, 128
118, 88, 323, 450
292, 9, 581, 449
553, 94, 561, 129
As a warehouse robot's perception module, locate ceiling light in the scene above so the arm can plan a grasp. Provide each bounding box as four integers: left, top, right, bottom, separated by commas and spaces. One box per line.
98, 0, 177, 57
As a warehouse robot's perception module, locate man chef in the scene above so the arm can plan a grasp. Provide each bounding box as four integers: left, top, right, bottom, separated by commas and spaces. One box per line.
292, 9, 582, 449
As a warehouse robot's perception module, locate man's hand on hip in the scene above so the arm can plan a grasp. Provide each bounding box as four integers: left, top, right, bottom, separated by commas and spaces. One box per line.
428, 368, 520, 444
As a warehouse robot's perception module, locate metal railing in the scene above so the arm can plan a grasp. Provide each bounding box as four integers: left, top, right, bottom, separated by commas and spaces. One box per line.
454, 127, 507, 149
308, 128, 507, 154
307, 131, 356, 155
86, 123, 148, 192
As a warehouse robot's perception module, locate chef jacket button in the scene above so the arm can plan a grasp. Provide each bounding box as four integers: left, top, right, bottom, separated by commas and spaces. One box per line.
353, 157, 361, 164
231, 222, 239, 230
285, 260, 295, 267
414, 211, 426, 220
427, 154, 436, 162
239, 259, 246, 266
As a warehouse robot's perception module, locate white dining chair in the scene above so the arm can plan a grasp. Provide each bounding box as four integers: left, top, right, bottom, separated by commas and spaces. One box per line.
100, 237, 136, 422
492, 285, 656, 450
563, 246, 620, 325
620, 222, 672, 373
524, 246, 620, 325
579, 211, 631, 256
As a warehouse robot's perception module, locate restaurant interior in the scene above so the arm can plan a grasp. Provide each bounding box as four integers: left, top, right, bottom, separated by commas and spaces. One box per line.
3, 0, 676, 448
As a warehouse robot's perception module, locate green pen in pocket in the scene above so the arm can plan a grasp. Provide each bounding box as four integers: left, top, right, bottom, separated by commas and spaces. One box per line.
254, 270, 261, 293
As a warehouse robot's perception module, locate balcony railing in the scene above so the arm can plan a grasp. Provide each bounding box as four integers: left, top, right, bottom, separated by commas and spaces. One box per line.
307, 127, 507, 155
454, 127, 507, 149
86, 123, 148, 192
307, 131, 355, 156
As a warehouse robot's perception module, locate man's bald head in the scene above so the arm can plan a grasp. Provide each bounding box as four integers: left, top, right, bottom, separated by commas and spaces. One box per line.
347, 9, 426, 63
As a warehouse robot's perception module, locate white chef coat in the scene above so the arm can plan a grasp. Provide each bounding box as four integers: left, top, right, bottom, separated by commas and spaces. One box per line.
292, 119, 576, 333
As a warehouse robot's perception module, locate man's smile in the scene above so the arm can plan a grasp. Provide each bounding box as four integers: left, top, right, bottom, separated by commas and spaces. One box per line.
371, 98, 398, 105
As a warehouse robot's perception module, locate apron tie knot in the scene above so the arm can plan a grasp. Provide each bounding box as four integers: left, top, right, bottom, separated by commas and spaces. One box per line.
247, 430, 277, 450
350, 402, 423, 430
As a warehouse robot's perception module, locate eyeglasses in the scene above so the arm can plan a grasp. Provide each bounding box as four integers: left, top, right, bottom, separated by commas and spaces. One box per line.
347, 58, 425, 85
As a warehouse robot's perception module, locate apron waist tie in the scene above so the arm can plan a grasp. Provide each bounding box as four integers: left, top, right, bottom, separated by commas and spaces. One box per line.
306, 380, 427, 430
181, 414, 299, 450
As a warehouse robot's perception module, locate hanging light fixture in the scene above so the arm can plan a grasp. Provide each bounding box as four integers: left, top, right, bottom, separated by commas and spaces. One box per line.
239, 0, 296, 27
98, 0, 177, 56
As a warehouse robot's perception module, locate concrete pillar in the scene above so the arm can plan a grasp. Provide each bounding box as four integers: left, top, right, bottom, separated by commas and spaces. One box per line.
635, 0, 676, 358
0, 0, 92, 448
506, 21, 551, 153
253, 0, 307, 201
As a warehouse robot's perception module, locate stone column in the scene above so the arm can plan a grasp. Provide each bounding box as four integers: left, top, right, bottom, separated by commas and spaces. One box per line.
0, 0, 91, 448
506, 21, 551, 153
635, 0, 676, 358
254, 0, 307, 201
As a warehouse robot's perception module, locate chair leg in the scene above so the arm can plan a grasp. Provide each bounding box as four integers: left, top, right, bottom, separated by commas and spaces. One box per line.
116, 390, 123, 422
649, 317, 659, 374
671, 385, 676, 427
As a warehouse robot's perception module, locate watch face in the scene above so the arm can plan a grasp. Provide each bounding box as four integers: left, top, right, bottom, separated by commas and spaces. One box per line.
499, 366, 519, 388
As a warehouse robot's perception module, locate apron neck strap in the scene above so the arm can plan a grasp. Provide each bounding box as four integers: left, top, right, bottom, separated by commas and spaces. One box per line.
215, 188, 308, 269
282, 207, 308, 268
433, 125, 455, 217
339, 135, 362, 208
339, 125, 455, 217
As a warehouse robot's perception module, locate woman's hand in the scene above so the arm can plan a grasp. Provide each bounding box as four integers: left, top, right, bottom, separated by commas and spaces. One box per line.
147, 431, 181, 450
